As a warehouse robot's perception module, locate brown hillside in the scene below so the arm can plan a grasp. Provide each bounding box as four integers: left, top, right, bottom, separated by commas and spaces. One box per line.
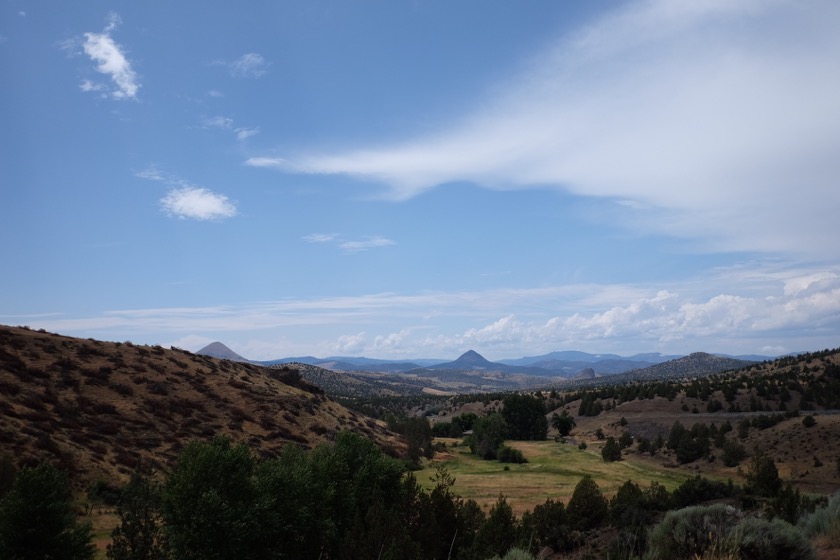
0, 325, 403, 489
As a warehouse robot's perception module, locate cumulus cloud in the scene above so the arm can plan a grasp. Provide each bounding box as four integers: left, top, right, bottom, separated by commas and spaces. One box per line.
137, 167, 237, 221
160, 187, 237, 221
249, 0, 840, 258
217, 52, 269, 78
80, 12, 139, 99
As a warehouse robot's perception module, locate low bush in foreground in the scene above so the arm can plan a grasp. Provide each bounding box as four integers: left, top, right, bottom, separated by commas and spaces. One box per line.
645, 504, 815, 560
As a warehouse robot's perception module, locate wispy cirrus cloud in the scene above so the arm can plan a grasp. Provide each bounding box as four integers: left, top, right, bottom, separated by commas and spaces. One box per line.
78, 13, 139, 100
248, 0, 840, 259
137, 167, 237, 221
303, 233, 339, 243
198, 115, 259, 141
215, 52, 269, 78
304, 233, 395, 253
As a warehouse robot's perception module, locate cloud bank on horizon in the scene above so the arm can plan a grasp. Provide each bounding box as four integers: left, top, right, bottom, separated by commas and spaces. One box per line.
28, 266, 840, 361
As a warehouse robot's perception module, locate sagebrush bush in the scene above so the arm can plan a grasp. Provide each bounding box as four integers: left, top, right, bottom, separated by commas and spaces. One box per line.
729, 517, 815, 560
488, 548, 536, 560
645, 504, 739, 560
799, 492, 840, 538
646, 505, 816, 560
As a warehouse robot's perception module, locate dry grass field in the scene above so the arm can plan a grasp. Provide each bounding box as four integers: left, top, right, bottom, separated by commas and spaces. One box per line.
418, 438, 693, 516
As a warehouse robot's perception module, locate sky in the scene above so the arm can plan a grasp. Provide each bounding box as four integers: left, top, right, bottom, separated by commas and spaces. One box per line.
2, 0, 840, 362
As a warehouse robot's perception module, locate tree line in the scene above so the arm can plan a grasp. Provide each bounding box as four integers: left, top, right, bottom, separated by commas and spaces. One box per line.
1, 428, 831, 560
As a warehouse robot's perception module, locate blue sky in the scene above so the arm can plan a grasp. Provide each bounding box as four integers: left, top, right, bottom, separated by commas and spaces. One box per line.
2, 1, 839, 361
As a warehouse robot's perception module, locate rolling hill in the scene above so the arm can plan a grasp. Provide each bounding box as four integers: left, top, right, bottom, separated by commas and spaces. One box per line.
0, 325, 403, 490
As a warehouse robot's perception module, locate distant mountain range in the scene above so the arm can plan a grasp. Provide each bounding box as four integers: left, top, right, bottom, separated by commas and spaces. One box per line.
197, 343, 774, 381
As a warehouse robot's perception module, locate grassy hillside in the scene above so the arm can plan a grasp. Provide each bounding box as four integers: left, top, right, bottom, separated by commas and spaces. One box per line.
0, 325, 403, 490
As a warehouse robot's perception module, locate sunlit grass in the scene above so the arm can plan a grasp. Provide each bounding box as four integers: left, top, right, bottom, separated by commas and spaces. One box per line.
416, 439, 692, 515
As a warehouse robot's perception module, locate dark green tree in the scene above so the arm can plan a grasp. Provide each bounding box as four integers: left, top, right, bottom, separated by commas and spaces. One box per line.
0, 454, 16, 500
162, 436, 263, 560
251, 444, 328, 558
601, 437, 622, 462
550, 411, 575, 437
470, 495, 518, 559
742, 451, 782, 499
0, 462, 95, 560
566, 475, 608, 530
722, 439, 747, 467
339, 497, 421, 560
467, 413, 509, 460
308, 431, 407, 558
107, 470, 168, 560
502, 394, 548, 440
521, 498, 572, 553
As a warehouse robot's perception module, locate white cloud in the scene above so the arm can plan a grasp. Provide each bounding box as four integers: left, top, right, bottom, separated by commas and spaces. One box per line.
199, 117, 258, 141
235, 127, 259, 140
79, 79, 106, 93
250, 0, 840, 258
138, 167, 237, 221
783, 272, 838, 297
160, 187, 237, 221
303, 233, 395, 252
201, 115, 233, 129
218, 52, 269, 78
80, 12, 139, 100
303, 233, 339, 243
335, 332, 367, 354
338, 236, 396, 253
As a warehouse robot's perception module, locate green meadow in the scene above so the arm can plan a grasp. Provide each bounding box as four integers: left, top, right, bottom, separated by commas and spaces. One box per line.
416, 439, 693, 515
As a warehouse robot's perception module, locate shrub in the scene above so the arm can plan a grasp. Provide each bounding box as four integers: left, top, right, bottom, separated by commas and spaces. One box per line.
671, 475, 735, 509
728, 517, 815, 560
802, 415, 817, 428
722, 439, 747, 467
488, 548, 536, 560
799, 493, 840, 539
497, 445, 527, 464
646, 504, 738, 560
